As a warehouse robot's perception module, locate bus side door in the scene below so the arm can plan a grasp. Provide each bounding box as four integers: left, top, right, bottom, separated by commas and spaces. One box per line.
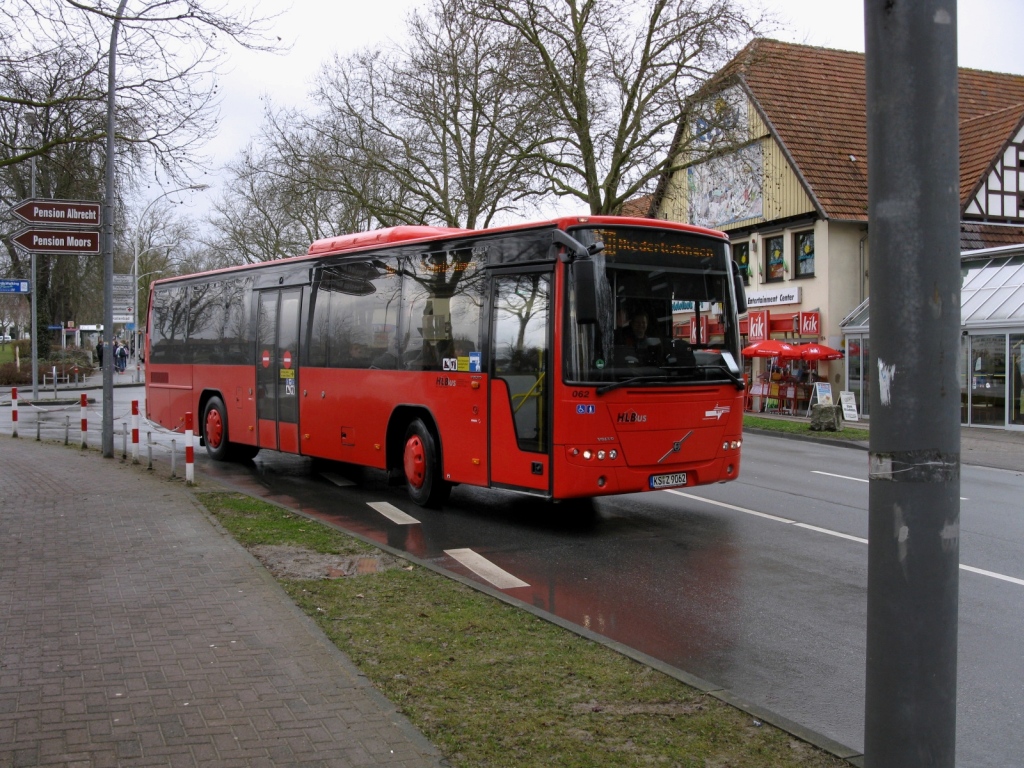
488, 270, 552, 493
255, 287, 302, 452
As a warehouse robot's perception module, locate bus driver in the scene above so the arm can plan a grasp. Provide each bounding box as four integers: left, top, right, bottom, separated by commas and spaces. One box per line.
615, 309, 663, 365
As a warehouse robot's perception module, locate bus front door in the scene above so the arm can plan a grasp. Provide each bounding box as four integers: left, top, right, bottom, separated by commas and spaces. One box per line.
256, 288, 302, 453
488, 271, 552, 493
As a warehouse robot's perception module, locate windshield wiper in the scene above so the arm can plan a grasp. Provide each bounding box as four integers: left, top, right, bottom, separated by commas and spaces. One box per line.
705, 364, 745, 389
596, 374, 668, 395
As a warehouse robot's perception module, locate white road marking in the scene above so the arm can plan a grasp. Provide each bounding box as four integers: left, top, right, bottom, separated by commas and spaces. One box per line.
811, 470, 968, 500
960, 564, 1024, 587
321, 472, 356, 487
443, 548, 529, 590
793, 522, 868, 544
667, 491, 1022, 587
812, 470, 866, 483
665, 490, 794, 523
367, 501, 420, 525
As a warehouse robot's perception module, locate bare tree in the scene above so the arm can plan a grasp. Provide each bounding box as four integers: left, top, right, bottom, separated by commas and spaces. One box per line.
470, 0, 764, 214
0, 0, 282, 354
204, 137, 358, 264
309, 0, 552, 229
0, 0, 283, 178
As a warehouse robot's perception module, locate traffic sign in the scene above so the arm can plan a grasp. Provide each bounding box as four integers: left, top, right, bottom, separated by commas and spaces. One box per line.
9, 199, 100, 228
113, 274, 134, 302
12, 228, 99, 254
0, 279, 30, 294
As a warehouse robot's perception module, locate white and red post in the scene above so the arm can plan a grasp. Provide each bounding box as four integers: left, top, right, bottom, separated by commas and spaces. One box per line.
184, 411, 195, 485
80, 394, 88, 448
131, 400, 140, 464
11, 387, 18, 439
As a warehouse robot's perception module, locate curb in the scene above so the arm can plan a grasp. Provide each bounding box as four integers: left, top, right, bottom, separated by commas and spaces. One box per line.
743, 426, 869, 451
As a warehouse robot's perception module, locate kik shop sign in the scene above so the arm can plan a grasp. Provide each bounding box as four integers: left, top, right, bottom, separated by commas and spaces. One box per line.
746, 309, 821, 341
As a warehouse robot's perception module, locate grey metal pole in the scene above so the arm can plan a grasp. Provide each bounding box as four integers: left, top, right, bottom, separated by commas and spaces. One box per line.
863, 2, 960, 767
102, 0, 130, 458
30, 156, 38, 401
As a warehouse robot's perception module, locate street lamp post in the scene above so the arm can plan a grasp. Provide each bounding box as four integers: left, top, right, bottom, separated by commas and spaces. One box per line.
130, 184, 207, 382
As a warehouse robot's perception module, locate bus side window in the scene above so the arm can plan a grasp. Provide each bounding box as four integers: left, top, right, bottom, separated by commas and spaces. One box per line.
314, 260, 400, 370
400, 247, 485, 372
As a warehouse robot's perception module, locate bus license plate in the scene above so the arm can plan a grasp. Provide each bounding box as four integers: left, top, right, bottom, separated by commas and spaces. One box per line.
650, 472, 687, 489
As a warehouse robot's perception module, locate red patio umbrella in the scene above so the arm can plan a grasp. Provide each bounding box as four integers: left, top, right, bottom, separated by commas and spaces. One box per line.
794, 342, 844, 361
742, 339, 799, 359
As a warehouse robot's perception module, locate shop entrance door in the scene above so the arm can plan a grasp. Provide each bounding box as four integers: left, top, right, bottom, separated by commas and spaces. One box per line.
1010, 335, 1024, 429
969, 334, 1006, 426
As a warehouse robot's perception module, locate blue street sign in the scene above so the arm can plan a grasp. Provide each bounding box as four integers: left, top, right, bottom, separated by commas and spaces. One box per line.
0, 279, 30, 294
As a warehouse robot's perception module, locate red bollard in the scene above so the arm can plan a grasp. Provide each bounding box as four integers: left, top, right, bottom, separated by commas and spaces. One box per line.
80, 394, 88, 448
131, 400, 140, 464
11, 387, 18, 439
184, 411, 195, 485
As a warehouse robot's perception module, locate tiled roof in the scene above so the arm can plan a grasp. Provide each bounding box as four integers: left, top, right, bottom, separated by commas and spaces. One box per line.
725, 39, 1024, 221
961, 222, 1024, 251
619, 194, 655, 218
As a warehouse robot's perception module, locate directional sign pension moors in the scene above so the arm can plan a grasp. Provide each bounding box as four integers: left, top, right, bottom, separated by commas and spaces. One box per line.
12, 229, 100, 255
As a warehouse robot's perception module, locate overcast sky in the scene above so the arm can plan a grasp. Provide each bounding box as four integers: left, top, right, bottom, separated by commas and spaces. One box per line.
168, 0, 1024, 223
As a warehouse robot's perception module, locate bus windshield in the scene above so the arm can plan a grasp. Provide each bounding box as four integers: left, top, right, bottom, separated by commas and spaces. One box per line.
564, 225, 743, 390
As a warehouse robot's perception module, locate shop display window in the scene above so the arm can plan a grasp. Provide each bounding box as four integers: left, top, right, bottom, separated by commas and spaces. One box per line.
765, 235, 784, 282
795, 231, 815, 277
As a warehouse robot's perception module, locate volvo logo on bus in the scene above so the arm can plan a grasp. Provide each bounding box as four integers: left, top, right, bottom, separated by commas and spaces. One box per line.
617, 410, 647, 423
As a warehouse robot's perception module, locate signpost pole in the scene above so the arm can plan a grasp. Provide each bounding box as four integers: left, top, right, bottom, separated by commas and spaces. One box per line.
30, 159, 38, 401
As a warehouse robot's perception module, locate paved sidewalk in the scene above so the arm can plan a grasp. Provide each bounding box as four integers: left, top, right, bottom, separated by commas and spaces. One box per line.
0, 438, 444, 767
749, 412, 1024, 473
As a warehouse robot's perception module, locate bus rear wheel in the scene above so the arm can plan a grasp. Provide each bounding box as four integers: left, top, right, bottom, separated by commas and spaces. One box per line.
403, 419, 451, 507
203, 397, 231, 461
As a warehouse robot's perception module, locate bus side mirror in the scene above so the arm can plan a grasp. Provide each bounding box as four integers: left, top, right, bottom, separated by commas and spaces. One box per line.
573, 259, 598, 325
731, 260, 748, 314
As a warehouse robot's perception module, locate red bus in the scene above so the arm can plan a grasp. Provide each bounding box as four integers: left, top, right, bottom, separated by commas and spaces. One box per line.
145, 216, 747, 506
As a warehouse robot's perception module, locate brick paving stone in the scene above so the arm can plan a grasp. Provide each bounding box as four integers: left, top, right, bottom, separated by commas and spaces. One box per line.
0, 438, 444, 768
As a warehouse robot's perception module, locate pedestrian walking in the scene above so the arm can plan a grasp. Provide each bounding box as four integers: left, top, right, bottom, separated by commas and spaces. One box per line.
116, 342, 128, 373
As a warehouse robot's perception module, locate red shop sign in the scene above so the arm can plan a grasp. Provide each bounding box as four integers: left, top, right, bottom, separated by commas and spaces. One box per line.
748, 310, 769, 342
799, 311, 820, 337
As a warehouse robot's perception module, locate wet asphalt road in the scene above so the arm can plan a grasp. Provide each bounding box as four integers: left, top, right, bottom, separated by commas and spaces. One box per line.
5, 386, 1023, 765
194, 431, 1024, 768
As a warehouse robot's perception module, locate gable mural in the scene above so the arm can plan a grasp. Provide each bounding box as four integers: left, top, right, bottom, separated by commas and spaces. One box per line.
965, 122, 1024, 221
687, 143, 764, 229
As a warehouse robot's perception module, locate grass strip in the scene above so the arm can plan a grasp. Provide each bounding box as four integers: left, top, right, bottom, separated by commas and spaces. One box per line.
744, 415, 869, 441
200, 490, 849, 768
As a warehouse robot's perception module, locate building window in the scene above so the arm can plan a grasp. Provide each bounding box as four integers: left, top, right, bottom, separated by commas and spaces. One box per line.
765, 235, 785, 282
795, 231, 815, 277
733, 241, 750, 285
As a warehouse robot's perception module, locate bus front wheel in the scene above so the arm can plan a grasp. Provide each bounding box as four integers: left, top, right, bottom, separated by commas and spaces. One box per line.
403, 419, 451, 507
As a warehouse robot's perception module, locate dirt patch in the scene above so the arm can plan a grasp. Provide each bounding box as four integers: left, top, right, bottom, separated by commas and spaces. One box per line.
571, 700, 705, 717
249, 544, 402, 580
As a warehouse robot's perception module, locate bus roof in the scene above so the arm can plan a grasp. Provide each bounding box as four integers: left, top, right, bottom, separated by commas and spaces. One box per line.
151, 216, 730, 287
305, 216, 727, 258
306, 226, 470, 256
